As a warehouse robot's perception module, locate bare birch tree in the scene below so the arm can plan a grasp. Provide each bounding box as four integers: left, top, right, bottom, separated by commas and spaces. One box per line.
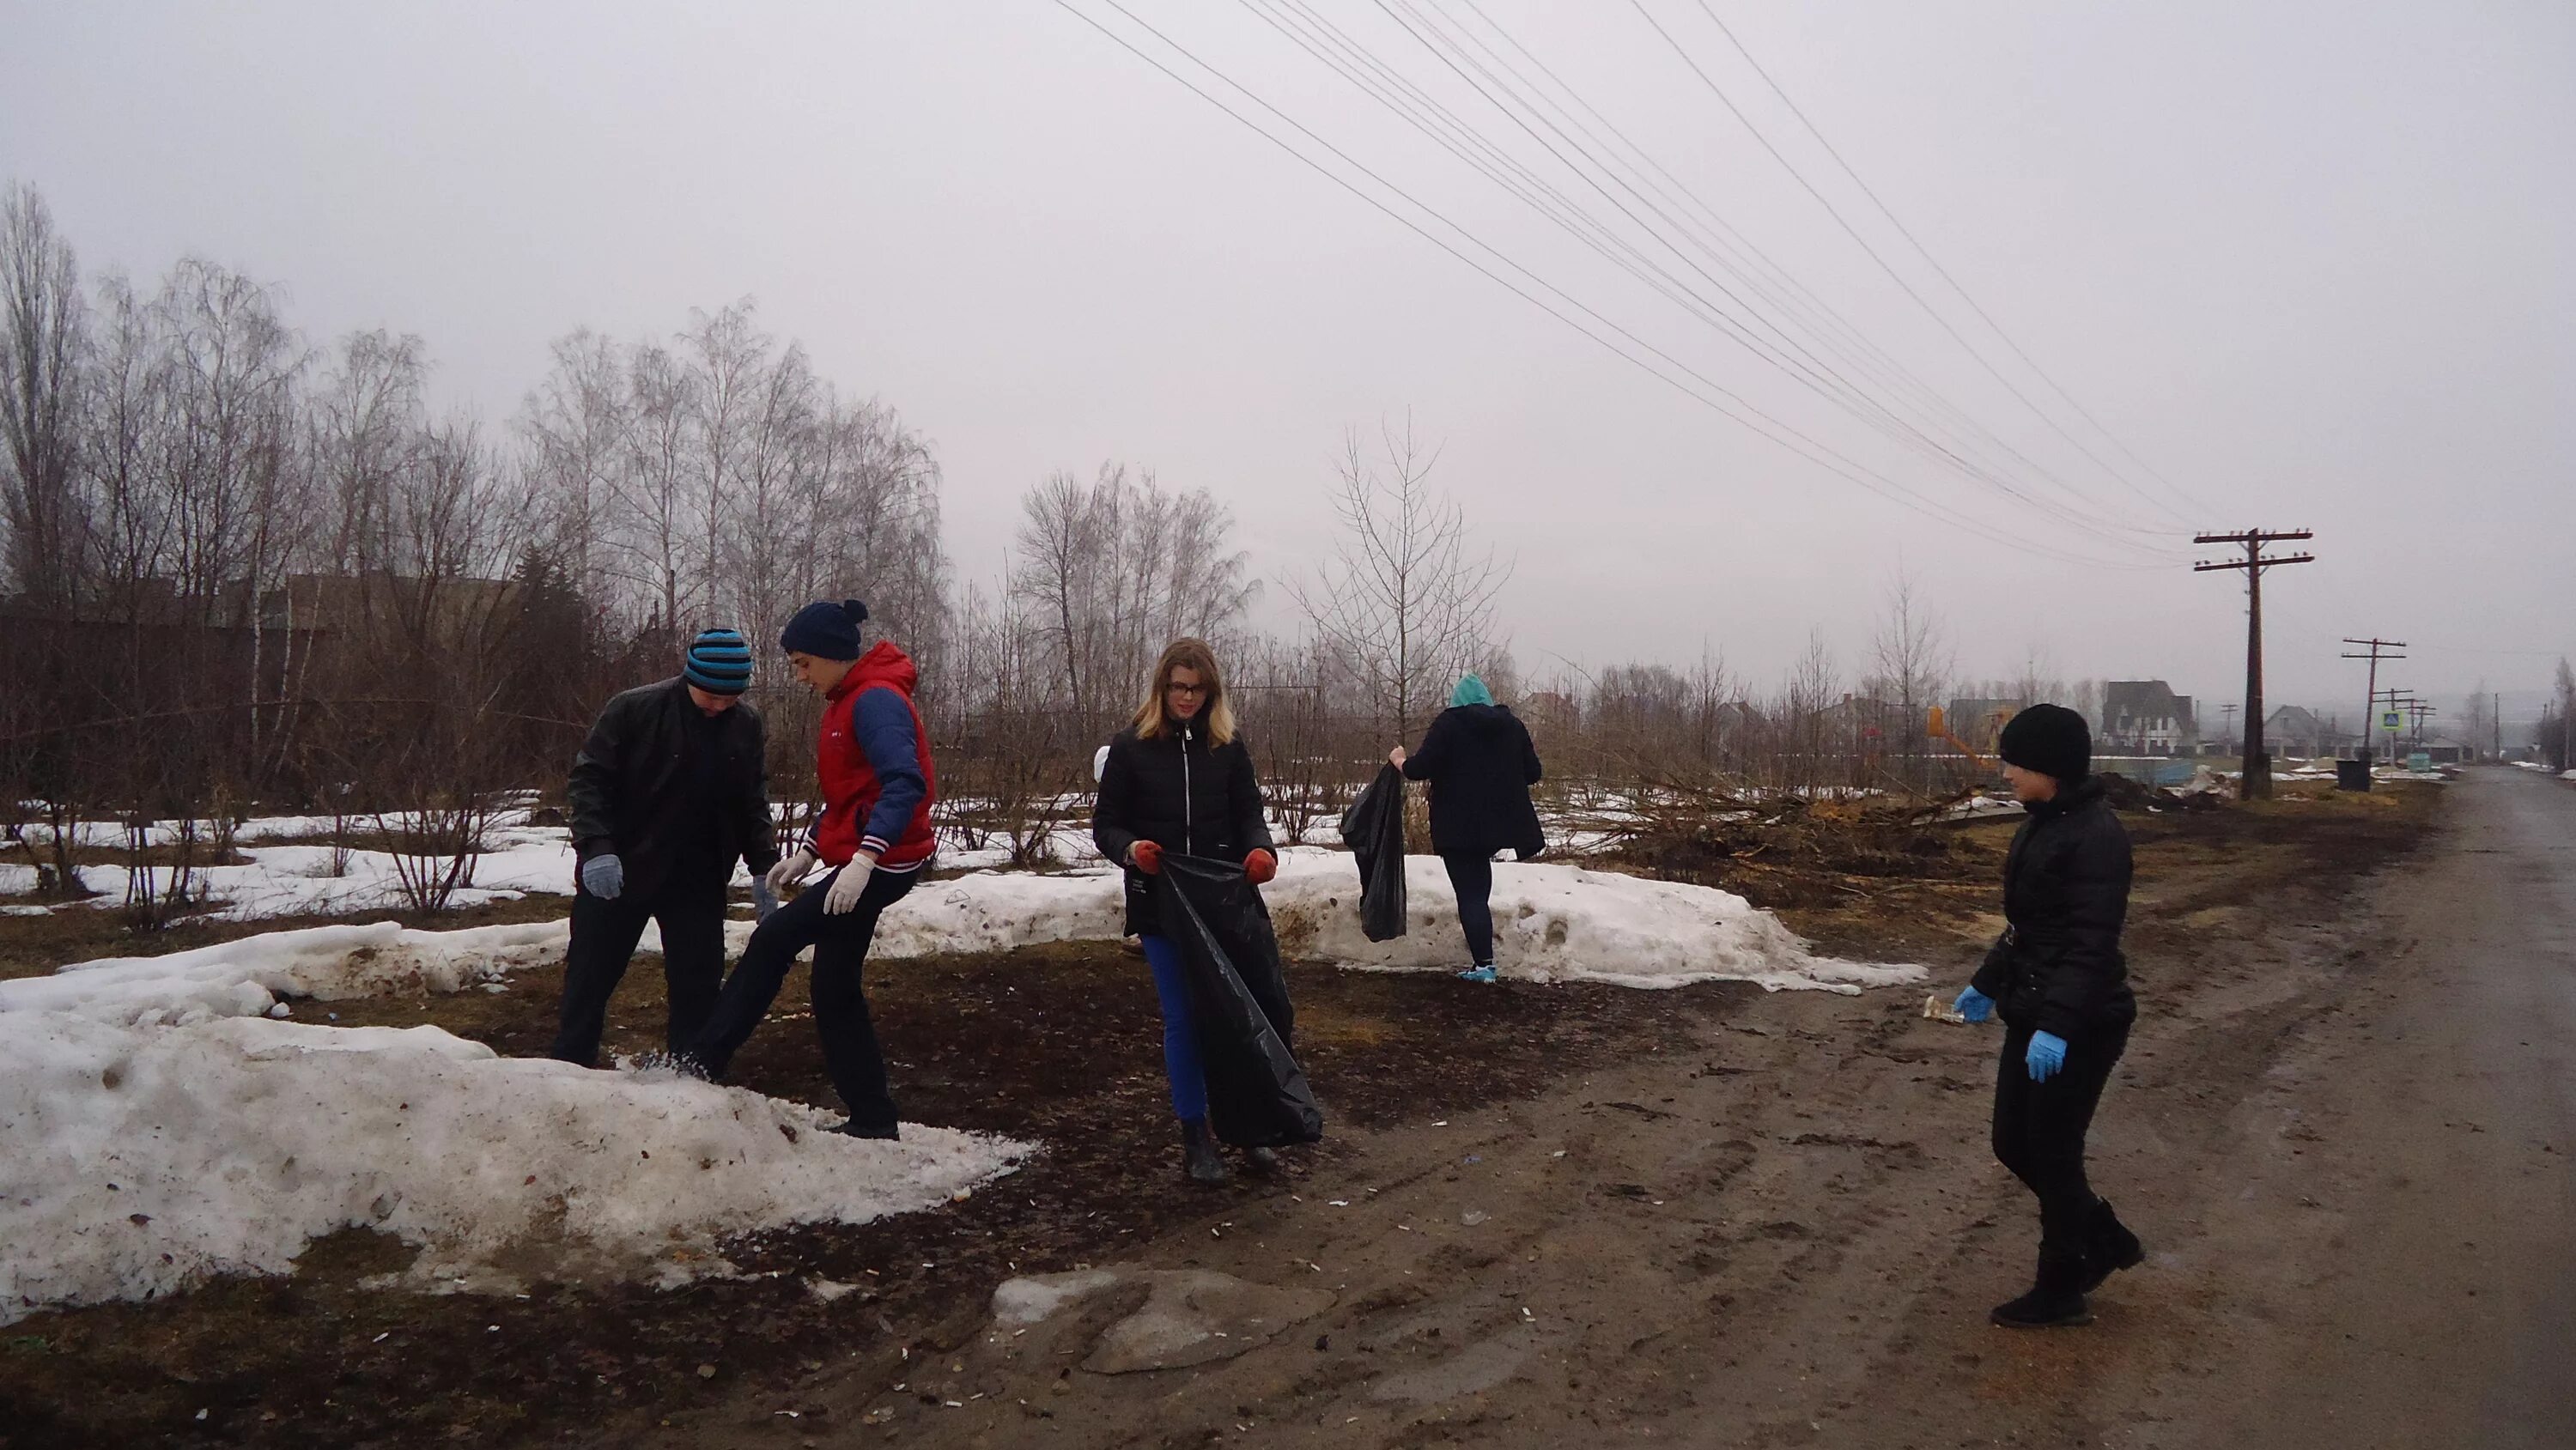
0, 184, 88, 611
1290, 417, 1509, 741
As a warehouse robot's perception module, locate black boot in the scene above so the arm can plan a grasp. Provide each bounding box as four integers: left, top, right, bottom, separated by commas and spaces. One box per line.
2077, 1198, 2144, 1292
1242, 1144, 1280, 1174
830, 1119, 900, 1141
1990, 1251, 2093, 1329
1180, 1119, 1229, 1186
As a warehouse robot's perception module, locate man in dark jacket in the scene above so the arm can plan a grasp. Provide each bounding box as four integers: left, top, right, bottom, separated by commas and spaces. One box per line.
550, 628, 781, 1068
1392, 675, 1544, 982
1953, 702, 2146, 1327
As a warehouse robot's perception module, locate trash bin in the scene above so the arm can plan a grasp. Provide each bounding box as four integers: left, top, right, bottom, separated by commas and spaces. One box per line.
2335, 758, 2372, 792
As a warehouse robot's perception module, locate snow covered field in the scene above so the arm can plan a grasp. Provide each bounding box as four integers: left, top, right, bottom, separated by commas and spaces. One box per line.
0, 812, 581, 919
7, 847, 1917, 1025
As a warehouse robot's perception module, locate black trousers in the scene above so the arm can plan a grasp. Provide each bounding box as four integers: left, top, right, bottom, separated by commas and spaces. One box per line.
1992, 1019, 2129, 1261
1442, 852, 1496, 967
685, 864, 919, 1130
550, 875, 729, 1068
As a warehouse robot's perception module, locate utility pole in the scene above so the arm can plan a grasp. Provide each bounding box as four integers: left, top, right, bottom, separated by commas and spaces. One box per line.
2196, 530, 2316, 800
2342, 638, 2407, 767
2406, 701, 2438, 753
2372, 687, 2419, 767
2220, 702, 2239, 755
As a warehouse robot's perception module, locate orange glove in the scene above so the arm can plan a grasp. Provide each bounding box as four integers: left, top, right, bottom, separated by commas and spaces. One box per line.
1243, 848, 1278, 885
1129, 840, 1163, 876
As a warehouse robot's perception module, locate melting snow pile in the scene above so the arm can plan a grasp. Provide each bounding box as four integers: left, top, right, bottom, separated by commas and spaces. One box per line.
1262, 852, 1918, 992
0, 1010, 1029, 1324
878, 850, 1917, 993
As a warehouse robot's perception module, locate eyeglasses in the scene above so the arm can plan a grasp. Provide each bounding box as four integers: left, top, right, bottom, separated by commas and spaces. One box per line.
1166, 682, 1209, 697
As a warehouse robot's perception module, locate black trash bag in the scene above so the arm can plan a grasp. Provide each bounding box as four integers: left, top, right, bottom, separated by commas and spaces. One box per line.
1153, 854, 1324, 1148
1339, 763, 1409, 943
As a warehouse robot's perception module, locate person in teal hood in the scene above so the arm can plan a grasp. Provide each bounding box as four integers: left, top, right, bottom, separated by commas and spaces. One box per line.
1388, 674, 1545, 983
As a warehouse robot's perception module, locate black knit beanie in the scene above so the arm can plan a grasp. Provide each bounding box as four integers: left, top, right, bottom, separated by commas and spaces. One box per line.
1997, 702, 2091, 783
779, 598, 868, 661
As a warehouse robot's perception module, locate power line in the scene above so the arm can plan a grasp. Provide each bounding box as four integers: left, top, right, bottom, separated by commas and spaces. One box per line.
1054, 0, 2173, 568
1430, 0, 2137, 535
1632, 0, 2202, 531
1680, 0, 2210, 524
1368, 0, 2181, 554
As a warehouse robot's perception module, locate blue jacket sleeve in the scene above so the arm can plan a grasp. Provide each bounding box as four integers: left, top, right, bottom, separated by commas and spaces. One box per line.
852, 687, 928, 857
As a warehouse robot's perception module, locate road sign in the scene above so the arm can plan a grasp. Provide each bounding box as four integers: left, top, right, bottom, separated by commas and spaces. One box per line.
2408, 751, 2433, 772
2382, 710, 2404, 731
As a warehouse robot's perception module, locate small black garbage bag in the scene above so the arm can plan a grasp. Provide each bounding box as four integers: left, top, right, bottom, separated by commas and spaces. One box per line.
1339, 763, 1409, 943
1154, 854, 1324, 1148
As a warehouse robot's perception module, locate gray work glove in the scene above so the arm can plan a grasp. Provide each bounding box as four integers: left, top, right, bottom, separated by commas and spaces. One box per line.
579, 853, 623, 901
767, 846, 817, 898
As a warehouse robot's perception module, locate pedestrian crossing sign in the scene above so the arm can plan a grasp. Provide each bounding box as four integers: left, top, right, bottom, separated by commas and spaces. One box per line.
2381, 710, 2404, 731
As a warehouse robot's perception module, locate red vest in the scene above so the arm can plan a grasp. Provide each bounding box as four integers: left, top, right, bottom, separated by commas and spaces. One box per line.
813, 641, 938, 869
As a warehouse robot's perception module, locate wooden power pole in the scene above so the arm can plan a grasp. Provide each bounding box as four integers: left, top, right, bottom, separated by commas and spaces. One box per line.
2196, 529, 2315, 800
2341, 637, 2408, 766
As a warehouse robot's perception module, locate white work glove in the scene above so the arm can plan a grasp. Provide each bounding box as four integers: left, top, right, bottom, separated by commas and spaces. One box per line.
767, 847, 817, 898
823, 854, 876, 915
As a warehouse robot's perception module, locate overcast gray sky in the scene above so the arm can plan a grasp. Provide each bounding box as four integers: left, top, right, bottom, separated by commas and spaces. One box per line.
6, 1, 2569, 713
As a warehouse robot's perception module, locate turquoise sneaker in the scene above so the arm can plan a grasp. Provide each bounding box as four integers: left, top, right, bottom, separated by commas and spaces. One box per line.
1457, 964, 1498, 984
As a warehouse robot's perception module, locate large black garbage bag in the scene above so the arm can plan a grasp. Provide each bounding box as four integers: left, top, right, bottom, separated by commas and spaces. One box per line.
1154, 854, 1324, 1148
1339, 764, 1409, 943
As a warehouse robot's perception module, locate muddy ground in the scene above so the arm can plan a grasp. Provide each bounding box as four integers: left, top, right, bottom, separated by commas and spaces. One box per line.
0, 778, 2497, 1447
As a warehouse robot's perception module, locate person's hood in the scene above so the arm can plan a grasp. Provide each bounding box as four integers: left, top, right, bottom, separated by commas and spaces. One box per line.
1445, 702, 1521, 736
829, 639, 917, 701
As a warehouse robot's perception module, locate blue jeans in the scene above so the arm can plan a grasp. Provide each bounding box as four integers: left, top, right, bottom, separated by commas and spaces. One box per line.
1139, 934, 1208, 1123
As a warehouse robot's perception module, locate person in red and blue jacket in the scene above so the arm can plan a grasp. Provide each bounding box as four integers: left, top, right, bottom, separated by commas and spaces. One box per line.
681, 598, 935, 1139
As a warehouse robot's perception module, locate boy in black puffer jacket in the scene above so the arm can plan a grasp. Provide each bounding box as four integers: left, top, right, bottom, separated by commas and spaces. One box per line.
1952, 703, 2147, 1328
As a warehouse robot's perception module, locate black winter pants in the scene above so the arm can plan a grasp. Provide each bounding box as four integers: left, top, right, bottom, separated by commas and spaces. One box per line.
685, 864, 919, 1131
1441, 852, 1496, 967
1991, 1020, 2129, 1261
550, 877, 728, 1068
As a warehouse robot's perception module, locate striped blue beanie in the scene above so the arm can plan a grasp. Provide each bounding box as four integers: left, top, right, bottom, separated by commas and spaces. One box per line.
683, 628, 754, 695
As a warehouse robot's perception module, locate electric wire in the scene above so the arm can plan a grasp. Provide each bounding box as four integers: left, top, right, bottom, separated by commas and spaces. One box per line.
1632, 0, 2200, 529
1684, 0, 2212, 521
1251, 0, 2160, 549
1055, 0, 2172, 568
1424, 0, 2178, 545
1370, 0, 2182, 552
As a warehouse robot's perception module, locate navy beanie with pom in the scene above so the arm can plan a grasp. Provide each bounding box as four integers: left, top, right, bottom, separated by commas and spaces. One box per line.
1998, 702, 2092, 784
683, 628, 755, 695
780, 598, 869, 661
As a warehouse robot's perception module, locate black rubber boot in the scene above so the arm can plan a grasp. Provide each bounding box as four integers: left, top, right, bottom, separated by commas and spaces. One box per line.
1242, 1144, 1280, 1174
1990, 1252, 2093, 1329
830, 1119, 900, 1141
1180, 1119, 1230, 1186
2077, 1198, 2145, 1293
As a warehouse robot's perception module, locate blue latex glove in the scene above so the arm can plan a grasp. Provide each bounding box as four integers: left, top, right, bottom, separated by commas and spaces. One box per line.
2026, 1030, 2068, 1083
751, 876, 780, 922
1953, 986, 1995, 1023
579, 852, 623, 901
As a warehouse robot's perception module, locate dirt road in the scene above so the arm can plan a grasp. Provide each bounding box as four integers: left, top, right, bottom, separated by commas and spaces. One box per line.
641, 771, 2572, 1450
